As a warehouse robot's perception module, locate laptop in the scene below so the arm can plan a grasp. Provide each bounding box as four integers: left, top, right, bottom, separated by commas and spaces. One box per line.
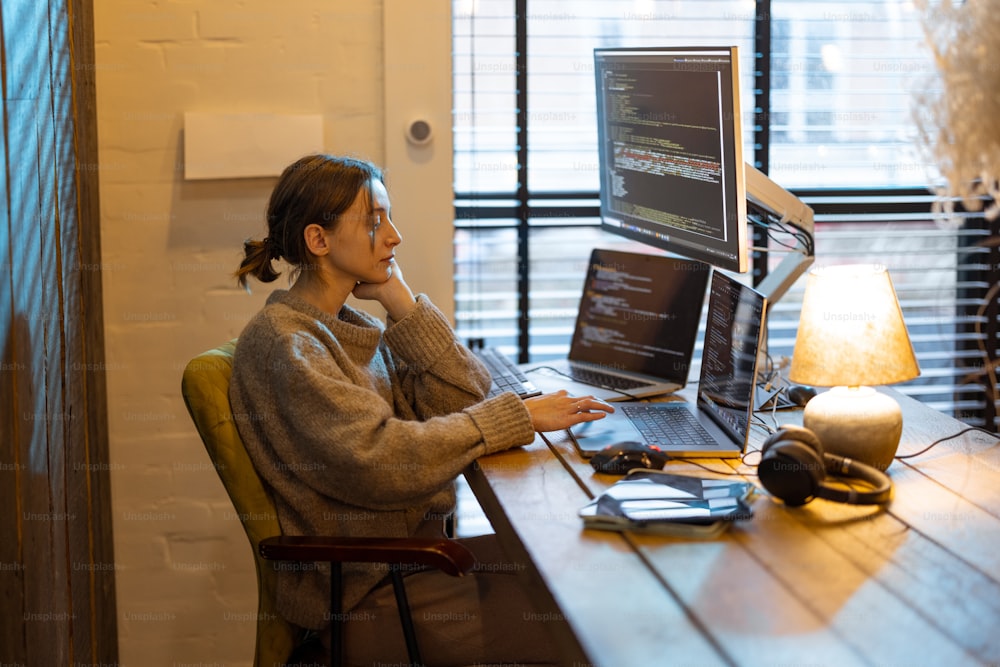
521, 248, 710, 402
569, 270, 767, 458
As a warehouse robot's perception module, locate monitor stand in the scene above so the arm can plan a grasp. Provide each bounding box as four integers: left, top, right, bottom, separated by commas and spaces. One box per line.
744, 163, 816, 306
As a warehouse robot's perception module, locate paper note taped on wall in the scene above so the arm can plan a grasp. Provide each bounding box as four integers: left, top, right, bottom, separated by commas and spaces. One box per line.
183, 112, 324, 180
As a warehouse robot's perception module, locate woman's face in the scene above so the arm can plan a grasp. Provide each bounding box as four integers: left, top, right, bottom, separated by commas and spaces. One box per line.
324, 179, 402, 287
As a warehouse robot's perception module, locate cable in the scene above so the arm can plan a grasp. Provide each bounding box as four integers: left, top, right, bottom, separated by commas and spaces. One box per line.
668, 446, 763, 477
894, 425, 1000, 460
668, 458, 746, 476
972, 279, 1000, 419
747, 205, 815, 256
751, 410, 778, 434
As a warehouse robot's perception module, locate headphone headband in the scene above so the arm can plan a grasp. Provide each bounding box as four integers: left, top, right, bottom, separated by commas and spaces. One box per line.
817, 453, 893, 505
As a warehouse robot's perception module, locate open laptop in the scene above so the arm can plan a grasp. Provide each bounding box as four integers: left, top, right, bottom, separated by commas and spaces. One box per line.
522, 248, 710, 402
569, 270, 767, 458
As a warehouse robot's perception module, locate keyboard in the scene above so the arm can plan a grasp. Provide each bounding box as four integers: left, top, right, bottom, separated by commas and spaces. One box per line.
566, 366, 652, 391
474, 347, 542, 399
621, 404, 714, 446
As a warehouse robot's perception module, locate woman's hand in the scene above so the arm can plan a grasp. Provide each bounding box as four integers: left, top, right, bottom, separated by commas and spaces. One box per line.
523, 390, 614, 433
353, 262, 417, 320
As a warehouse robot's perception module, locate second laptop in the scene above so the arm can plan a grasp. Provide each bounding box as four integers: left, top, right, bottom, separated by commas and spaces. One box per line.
524, 248, 710, 401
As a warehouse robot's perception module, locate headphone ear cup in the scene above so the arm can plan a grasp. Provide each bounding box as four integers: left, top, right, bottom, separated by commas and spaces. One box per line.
760, 425, 893, 507
758, 428, 827, 507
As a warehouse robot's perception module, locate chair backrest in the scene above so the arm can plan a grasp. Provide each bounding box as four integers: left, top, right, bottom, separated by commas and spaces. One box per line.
181, 340, 298, 667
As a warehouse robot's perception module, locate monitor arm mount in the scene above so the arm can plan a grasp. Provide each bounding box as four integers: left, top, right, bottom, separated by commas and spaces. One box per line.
744, 163, 816, 305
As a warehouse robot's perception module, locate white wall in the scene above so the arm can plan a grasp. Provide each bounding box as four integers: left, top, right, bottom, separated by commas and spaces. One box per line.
384, 0, 456, 318
93, 1, 453, 664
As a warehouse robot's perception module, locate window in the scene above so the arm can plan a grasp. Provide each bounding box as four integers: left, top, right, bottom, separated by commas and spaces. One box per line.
453, 1, 993, 426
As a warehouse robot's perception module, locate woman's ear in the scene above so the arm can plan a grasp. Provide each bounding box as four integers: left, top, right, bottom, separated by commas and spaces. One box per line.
302, 223, 330, 256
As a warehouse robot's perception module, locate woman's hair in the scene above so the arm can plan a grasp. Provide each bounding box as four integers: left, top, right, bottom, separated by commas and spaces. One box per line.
235, 154, 384, 290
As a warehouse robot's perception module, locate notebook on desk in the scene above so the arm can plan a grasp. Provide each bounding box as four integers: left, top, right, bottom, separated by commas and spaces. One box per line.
569, 270, 767, 458
522, 248, 710, 402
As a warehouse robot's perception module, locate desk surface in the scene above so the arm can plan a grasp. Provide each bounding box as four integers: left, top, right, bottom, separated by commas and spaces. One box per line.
464, 389, 1000, 667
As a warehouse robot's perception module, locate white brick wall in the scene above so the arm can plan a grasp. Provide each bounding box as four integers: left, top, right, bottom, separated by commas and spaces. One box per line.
94, 1, 453, 664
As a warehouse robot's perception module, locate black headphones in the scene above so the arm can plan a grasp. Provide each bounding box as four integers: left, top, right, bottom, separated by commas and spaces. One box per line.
757, 425, 893, 507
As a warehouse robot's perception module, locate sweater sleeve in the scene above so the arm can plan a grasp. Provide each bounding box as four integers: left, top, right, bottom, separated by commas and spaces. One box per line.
244, 329, 535, 512
383, 295, 492, 417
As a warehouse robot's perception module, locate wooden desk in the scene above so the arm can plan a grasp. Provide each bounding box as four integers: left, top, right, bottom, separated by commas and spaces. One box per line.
464, 389, 1000, 666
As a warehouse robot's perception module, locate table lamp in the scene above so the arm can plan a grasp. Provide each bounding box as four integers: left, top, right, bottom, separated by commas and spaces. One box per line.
789, 264, 920, 471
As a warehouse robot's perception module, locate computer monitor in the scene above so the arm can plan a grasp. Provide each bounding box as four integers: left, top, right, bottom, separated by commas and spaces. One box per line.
594, 46, 749, 273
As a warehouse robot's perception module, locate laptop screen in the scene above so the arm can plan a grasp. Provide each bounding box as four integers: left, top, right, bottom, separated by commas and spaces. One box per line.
697, 271, 767, 444
569, 249, 710, 382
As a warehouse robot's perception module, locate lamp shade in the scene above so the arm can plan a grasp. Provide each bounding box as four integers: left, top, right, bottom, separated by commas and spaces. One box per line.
789, 264, 920, 387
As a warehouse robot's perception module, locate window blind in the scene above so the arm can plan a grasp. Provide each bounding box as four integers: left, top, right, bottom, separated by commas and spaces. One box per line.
764, 196, 989, 421
453, 1, 989, 425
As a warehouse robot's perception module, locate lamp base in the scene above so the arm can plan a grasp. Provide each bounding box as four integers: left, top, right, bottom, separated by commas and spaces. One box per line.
802, 386, 902, 471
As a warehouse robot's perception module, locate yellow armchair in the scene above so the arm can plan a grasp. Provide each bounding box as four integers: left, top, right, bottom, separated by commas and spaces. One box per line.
181, 340, 475, 667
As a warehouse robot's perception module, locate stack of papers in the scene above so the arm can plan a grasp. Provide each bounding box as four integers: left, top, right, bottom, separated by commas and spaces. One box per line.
579, 470, 754, 537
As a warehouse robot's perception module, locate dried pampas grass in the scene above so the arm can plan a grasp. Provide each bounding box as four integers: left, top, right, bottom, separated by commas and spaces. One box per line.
915, 0, 1000, 219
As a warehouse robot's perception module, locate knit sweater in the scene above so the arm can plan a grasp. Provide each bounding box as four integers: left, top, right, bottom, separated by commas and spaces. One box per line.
229, 289, 536, 630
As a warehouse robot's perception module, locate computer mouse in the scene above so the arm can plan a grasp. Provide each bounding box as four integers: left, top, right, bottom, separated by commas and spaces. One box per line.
786, 384, 817, 407
590, 441, 670, 475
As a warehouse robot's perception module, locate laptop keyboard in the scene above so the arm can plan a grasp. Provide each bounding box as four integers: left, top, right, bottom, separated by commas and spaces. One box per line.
567, 366, 652, 391
475, 347, 541, 399
621, 404, 714, 446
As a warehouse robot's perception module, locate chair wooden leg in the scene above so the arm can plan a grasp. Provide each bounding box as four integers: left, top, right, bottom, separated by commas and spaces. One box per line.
390, 568, 423, 666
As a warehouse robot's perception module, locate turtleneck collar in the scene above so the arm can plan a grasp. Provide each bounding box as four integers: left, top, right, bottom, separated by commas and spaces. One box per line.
265, 289, 384, 361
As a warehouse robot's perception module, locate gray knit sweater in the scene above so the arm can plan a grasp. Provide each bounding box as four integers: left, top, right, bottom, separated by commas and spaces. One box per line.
229, 289, 535, 630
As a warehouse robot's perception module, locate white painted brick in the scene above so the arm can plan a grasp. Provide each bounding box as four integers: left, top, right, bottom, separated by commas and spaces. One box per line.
198, 5, 299, 40
111, 468, 177, 517
98, 110, 182, 154
95, 2, 451, 664
162, 41, 238, 78
95, 3, 197, 43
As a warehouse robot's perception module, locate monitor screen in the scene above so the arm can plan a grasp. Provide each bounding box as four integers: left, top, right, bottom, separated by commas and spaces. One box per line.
594, 46, 748, 273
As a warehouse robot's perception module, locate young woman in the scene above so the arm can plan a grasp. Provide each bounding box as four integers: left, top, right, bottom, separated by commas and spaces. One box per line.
229, 154, 612, 665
